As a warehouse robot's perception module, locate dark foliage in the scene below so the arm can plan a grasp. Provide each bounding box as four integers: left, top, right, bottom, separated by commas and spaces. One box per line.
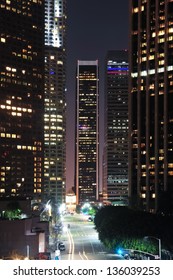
94, 206, 173, 252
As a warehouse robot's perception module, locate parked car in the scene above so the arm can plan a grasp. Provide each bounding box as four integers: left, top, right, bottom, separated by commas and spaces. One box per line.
58, 242, 65, 251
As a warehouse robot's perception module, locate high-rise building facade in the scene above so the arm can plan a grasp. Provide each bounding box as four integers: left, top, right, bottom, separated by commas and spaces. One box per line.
103, 50, 129, 205
75, 60, 99, 205
0, 1, 44, 203
44, 0, 67, 206
129, 0, 173, 213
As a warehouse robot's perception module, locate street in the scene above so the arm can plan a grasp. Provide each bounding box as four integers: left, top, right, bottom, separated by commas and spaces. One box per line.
55, 213, 124, 260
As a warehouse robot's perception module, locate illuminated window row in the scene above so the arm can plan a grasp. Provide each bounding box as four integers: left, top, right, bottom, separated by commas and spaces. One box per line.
0, 133, 20, 139
44, 118, 63, 123
0, 3, 41, 15
132, 65, 173, 77
0, 37, 6, 43
49, 177, 62, 181
0, 78, 36, 87
17, 145, 37, 151
0, 104, 32, 113
45, 114, 63, 119
34, 189, 41, 193
44, 133, 63, 137
141, 193, 156, 199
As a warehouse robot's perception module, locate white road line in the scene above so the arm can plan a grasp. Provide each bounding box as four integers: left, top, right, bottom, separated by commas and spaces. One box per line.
79, 251, 84, 259
83, 251, 89, 260
67, 229, 74, 260
67, 229, 72, 260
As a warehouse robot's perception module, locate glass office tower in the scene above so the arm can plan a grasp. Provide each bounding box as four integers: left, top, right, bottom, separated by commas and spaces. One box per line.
129, 0, 173, 213
75, 60, 99, 205
0, 1, 44, 203
44, 0, 67, 207
103, 50, 129, 205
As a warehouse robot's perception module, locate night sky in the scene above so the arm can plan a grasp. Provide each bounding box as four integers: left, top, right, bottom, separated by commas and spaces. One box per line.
66, 0, 129, 191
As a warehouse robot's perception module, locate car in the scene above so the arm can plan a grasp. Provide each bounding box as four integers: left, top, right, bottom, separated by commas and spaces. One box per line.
88, 216, 93, 222
58, 242, 65, 251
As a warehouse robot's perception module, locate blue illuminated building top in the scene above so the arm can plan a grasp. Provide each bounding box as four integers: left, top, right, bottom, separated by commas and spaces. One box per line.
107, 66, 129, 71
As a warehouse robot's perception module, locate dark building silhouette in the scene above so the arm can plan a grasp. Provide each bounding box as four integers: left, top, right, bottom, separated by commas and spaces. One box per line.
129, 0, 173, 213
0, 0, 44, 203
0, 216, 49, 259
75, 60, 99, 205
103, 50, 129, 205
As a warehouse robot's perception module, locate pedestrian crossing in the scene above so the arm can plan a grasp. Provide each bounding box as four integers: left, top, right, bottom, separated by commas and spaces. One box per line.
70, 232, 97, 238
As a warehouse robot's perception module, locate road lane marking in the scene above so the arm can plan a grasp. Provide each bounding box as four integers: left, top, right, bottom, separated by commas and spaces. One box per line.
70, 230, 74, 260
67, 229, 74, 260
67, 229, 72, 260
83, 251, 89, 260
79, 251, 84, 260
79, 251, 89, 260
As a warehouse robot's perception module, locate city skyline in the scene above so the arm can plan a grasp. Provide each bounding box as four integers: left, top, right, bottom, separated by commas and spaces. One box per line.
66, 0, 129, 191
1, 0, 173, 261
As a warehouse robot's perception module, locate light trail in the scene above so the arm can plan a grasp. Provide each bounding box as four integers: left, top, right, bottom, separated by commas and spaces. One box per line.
67, 228, 72, 260
79, 251, 84, 260
79, 251, 89, 260
83, 251, 89, 260
67, 229, 74, 260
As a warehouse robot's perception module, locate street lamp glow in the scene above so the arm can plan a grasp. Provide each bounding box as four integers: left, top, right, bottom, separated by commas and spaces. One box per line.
144, 236, 161, 260
45, 200, 52, 216
117, 248, 123, 255
46, 205, 51, 216
59, 203, 66, 214
40, 200, 52, 219
82, 203, 90, 209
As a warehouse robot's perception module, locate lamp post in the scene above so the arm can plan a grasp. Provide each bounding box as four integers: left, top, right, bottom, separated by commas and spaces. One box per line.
26, 245, 30, 259
144, 236, 161, 260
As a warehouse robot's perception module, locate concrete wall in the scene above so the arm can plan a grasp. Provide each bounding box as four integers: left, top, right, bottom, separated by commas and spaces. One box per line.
0, 217, 49, 259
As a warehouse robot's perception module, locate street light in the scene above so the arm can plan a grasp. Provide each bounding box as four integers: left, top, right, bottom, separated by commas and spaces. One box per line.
59, 203, 66, 214
40, 200, 52, 219
26, 245, 30, 259
144, 236, 161, 260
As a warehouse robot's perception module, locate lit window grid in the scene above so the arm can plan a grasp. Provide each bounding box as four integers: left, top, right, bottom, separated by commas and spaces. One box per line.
0, 0, 44, 199
76, 61, 99, 204
129, 0, 173, 212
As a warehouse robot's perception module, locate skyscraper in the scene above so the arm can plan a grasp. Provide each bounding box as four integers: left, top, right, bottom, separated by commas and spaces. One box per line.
103, 50, 129, 205
129, 0, 173, 213
44, 0, 67, 207
0, 1, 44, 203
75, 60, 99, 205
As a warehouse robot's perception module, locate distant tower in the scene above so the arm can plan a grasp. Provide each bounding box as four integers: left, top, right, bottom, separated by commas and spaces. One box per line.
44, 0, 67, 206
129, 0, 173, 212
0, 0, 44, 202
103, 50, 129, 205
75, 60, 99, 205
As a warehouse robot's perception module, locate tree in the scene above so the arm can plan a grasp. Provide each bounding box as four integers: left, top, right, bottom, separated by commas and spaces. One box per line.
3, 201, 22, 220
94, 206, 173, 253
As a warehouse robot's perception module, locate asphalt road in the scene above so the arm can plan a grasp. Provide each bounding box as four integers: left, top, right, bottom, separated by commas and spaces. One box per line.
57, 213, 124, 260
